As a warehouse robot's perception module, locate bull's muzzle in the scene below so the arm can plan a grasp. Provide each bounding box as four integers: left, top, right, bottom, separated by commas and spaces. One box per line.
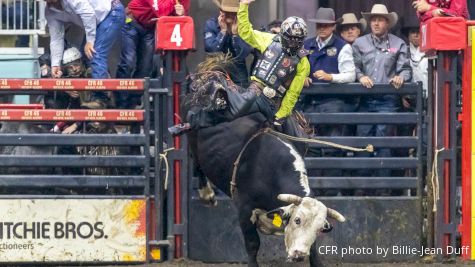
287, 250, 306, 262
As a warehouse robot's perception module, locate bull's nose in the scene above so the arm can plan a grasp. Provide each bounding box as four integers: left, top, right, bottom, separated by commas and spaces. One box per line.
287, 250, 306, 262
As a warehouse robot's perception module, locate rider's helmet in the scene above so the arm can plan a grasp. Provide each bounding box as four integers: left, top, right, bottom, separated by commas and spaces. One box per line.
280, 16, 308, 55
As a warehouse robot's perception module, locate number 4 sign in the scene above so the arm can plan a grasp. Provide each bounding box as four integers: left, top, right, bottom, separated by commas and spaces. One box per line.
155, 16, 195, 51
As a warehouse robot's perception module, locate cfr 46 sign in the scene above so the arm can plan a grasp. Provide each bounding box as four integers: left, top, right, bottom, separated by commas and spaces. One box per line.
155, 16, 194, 51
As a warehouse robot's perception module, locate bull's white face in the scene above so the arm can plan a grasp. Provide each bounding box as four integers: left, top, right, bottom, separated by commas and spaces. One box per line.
284, 198, 328, 261
272, 194, 345, 262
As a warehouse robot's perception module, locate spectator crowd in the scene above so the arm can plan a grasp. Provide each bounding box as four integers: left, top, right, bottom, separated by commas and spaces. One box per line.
2, 0, 470, 175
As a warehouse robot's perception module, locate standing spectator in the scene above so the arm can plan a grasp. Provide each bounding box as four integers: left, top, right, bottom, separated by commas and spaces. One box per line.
115, 0, 189, 109
337, 13, 366, 45
302, 8, 355, 179
413, 0, 469, 22
353, 4, 412, 177
45, 0, 125, 109
204, 0, 252, 87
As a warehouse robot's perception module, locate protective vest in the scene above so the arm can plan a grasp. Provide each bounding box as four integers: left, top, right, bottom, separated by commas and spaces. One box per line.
252, 36, 308, 97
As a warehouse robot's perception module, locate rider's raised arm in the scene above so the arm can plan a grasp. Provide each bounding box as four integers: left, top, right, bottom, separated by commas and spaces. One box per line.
275, 57, 311, 119
237, 2, 274, 53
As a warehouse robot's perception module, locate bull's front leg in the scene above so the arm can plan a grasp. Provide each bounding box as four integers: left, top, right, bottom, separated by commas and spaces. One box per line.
196, 167, 216, 206
238, 206, 260, 267
309, 241, 324, 267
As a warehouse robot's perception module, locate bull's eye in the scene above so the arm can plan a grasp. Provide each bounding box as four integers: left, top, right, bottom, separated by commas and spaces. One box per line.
294, 217, 301, 225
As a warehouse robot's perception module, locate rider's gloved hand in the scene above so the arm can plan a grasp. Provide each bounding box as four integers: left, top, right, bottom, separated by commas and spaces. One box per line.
273, 117, 285, 126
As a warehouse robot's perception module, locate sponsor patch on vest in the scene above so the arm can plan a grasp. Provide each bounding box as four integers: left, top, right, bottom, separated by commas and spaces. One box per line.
277, 69, 287, 78
277, 85, 286, 94
205, 32, 213, 39
326, 47, 337, 57
264, 50, 276, 59
269, 75, 278, 84
260, 60, 272, 70
258, 70, 267, 77
281, 58, 291, 68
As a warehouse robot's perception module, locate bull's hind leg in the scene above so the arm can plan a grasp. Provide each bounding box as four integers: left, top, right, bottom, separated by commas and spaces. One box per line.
238, 205, 260, 267
309, 241, 325, 267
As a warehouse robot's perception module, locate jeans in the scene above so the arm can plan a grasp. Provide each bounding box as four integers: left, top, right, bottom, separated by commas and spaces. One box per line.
356, 99, 399, 177
1, 1, 29, 47
115, 20, 155, 108
90, 2, 125, 101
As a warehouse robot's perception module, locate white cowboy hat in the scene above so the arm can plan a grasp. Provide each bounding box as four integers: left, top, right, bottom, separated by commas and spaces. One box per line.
338, 13, 367, 32
361, 4, 398, 29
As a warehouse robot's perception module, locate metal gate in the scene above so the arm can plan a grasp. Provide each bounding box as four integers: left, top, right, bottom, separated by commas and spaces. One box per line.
0, 78, 173, 263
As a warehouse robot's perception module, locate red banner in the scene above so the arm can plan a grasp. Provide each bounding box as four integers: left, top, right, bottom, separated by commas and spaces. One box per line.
0, 109, 144, 121
0, 79, 145, 91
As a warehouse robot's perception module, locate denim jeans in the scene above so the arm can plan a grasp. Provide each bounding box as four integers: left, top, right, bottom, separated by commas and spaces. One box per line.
356, 99, 399, 177
1, 1, 29, 47
115, 20, 155, 108
90, 2, 125, 101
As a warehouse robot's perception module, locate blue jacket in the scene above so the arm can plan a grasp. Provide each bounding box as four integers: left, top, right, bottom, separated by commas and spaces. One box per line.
204, 17, 252, 87
304, 35, 346, 83
302, 35, 351, 105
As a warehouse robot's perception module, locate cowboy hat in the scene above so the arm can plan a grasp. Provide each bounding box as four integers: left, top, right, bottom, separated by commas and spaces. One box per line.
308, 8, 343, 24
213, 0, 239, 13
362, 4, 398, 29
338, 13, 367, 32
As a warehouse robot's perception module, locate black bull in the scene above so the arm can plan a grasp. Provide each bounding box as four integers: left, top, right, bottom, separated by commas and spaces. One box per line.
182, 78, 344, 266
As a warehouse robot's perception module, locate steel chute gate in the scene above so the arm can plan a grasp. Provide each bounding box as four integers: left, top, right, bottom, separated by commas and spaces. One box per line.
0, 77, 176, 263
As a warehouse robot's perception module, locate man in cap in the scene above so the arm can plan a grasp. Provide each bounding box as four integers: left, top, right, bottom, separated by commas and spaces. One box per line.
353, 4, 412, 177
301, 7, 356, 177
338, 13, 366, 45
168, 0, 310, 136
204, 0, 252, 87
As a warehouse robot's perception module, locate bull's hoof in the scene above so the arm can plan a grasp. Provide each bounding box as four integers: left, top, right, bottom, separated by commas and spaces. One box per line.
198, 181, 217, 207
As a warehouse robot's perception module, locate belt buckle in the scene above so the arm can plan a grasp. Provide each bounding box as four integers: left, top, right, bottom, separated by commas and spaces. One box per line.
263, 86, 276, 99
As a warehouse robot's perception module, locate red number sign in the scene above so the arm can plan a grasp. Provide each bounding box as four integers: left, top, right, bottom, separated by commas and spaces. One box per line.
155, 16, 195, 51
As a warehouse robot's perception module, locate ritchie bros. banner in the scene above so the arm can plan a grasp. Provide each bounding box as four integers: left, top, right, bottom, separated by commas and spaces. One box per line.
0, 199, 146, 262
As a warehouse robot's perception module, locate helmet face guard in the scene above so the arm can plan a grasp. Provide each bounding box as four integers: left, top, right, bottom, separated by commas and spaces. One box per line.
280, 33, 304, 55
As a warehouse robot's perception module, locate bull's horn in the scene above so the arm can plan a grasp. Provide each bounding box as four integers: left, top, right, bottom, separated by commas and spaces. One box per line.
278, 194, 303, 205
327, 208, 346, 222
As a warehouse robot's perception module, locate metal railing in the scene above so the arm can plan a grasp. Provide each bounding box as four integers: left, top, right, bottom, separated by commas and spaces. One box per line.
0, 0, 46, 35
301, 83, 424, 195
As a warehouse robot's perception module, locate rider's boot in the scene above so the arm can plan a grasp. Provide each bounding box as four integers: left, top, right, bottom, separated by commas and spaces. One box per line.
168, 123, 192, 137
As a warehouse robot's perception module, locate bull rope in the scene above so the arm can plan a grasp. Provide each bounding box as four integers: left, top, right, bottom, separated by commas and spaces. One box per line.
230, 128, 374, 198
266, 128, 374, 153
160, 148, 175, 190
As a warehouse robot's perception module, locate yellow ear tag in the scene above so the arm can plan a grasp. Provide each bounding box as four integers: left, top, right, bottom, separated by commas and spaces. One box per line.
272, 213, 283, 227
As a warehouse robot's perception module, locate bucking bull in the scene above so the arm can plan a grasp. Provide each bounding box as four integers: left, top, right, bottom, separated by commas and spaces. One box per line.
181, 55, 346, 267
